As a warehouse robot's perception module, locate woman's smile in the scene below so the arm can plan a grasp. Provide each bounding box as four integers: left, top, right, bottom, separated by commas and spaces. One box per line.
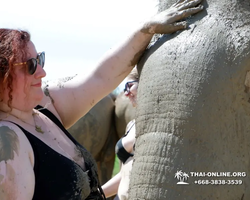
31, 82, 42, 87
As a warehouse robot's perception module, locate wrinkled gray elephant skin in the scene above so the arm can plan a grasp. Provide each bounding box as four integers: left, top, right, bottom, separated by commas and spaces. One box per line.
129, 0, 250, 199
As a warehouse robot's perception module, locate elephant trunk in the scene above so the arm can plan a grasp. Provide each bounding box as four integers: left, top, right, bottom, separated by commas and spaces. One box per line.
129, 0, 250, 199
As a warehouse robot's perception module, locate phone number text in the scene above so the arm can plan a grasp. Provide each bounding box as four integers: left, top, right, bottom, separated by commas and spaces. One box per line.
194, 180, 243, 185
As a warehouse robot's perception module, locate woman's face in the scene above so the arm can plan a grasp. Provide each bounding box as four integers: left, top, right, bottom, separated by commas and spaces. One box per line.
2, 41, 46, 111
124, 79, 138, 107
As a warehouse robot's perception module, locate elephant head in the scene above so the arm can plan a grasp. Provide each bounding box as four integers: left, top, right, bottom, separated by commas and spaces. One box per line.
129, 0, 250, 199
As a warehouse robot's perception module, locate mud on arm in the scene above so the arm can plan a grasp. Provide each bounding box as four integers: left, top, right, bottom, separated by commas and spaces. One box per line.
0, 123, 35, 200
39, 0, 203, 129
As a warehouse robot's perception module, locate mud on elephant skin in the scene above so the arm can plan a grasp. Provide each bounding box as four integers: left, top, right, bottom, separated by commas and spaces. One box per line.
129, 0, 250, 199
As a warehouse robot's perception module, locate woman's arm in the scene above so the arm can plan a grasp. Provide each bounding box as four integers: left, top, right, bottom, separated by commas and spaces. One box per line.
122, 120, 136, 153
40, 0, 203, 128
102, 172, 121, 198
0, 123, 35, 200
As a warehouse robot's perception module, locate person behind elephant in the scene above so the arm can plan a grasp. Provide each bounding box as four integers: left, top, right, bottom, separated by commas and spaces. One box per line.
102, 67, 138, 200
0, 1, 203, 199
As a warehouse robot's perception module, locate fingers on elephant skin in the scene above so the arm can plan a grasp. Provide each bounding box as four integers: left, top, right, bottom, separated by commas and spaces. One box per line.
154, 21, 187, 34
170, 21, 188, 32
172, 0, 202, 8
172, 0, 186, 7
175, 0, 202, 10
170, 5, 203, 23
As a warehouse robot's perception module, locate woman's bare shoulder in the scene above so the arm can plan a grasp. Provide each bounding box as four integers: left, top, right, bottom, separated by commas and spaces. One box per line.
125, 119, 135, 132
0, 121, 34, 166
0, 121, 35, 200
0, 121, 33, 147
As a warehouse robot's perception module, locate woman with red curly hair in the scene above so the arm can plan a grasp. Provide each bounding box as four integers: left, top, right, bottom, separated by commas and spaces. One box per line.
0, 1, 202, 199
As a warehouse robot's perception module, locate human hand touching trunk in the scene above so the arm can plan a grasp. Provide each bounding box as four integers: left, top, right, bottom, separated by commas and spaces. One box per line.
141, 0, 203, 34
50, 0, 204, 129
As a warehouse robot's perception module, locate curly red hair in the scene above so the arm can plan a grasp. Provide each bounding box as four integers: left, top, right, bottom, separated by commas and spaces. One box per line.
0, 29, 30, 109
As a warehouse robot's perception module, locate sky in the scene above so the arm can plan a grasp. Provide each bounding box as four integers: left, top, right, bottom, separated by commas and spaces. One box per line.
1, 0, 158, 90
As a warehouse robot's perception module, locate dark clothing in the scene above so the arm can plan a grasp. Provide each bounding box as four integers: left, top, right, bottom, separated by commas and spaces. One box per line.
115, 139, 134, 164
115, 121, 134, 164
13, 106, 105, 200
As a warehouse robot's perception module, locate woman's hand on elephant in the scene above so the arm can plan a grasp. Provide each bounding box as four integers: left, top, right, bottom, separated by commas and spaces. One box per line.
141, 0, 204, 34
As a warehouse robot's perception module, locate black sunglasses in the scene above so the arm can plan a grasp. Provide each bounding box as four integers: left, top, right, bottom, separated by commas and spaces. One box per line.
13, 51, 45, 75
123, 80, 138, 93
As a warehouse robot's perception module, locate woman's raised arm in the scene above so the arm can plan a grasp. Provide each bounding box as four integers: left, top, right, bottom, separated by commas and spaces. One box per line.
40, 0, 203, 128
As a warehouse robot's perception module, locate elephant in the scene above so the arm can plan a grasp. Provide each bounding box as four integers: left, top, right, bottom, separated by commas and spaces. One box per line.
128, 0, 250, 199
67, 92, 118, 185
43, 77, 122, 185
67, 89, 135, 186
115, 91, 136, 138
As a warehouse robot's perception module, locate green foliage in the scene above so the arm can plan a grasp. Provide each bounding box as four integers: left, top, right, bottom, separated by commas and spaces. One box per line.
112, 155, 120, 177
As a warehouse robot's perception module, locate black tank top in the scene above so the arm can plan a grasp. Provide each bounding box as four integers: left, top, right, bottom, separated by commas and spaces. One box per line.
13, 105, 106, 200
